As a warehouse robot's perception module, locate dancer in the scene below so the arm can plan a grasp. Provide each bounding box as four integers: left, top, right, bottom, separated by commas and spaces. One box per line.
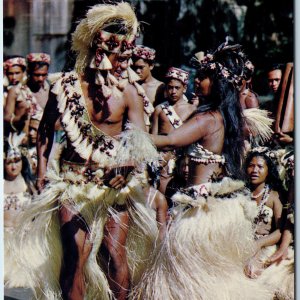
132, 39, 274, 300
12, 3, 159, 300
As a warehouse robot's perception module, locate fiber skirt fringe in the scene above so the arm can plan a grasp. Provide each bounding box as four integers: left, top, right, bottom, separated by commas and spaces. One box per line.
8, 161, 158, 299
253, 246, 294, 300
131, 177, 274, 300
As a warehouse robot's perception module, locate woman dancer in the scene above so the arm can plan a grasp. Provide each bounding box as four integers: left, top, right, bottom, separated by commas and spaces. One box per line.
132, 39, 274, 300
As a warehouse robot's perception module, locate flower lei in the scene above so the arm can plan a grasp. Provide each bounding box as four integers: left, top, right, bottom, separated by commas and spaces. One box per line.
55, 72, 118, 166
160, 102, 183, 128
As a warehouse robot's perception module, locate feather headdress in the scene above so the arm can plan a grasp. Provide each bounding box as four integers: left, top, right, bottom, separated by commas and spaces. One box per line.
4, 132, 26, 160
72, 2, 139, 73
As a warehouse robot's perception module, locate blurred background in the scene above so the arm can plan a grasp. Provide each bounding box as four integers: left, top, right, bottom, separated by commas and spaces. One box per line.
3, 0, 294, 96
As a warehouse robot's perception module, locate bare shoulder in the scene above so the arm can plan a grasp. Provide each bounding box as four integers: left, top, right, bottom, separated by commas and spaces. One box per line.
194, 110, 222, 124
152, 78, 164, 87
268, 190, 282, 207
245, 91, 259, 108
154, 103, 163, 113
123, 83, 144, 111
124, 83, 139, 96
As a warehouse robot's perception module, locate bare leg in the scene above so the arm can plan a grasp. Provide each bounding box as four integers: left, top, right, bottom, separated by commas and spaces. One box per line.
59, 205, 92, 300
147, 187, 168, 241
103, 210, 130, 300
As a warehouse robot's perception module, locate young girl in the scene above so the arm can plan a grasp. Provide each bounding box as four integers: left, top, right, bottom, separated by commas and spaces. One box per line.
4, 132, 36, 287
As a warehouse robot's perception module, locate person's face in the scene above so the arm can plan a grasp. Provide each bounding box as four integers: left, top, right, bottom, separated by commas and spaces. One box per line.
108, 53, 130, 78
247, 156, 269, 186
132, 59, 153, 82
179, 156, 189, 181
28, 148, 37, 175
29, 120, 39, 145
5, 157, 22, 181
6, 65, 25, 85
194, 76, 212, 97
166, 79, 186, 103
267, 69, 282, 93
30, 65, 49, 87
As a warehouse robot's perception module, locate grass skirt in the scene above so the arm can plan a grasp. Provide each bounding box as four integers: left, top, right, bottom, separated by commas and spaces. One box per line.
8, 161, 158, 299
251, 245, 294, 300
131, 177, 274, 300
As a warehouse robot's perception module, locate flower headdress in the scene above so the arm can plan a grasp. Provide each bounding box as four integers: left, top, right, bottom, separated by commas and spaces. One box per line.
165, 67, 189, 85
4, 132, 27, 160
248, 146, 279, 161
133, 45, 156, 61
191, 37, 254, 89
4, 56, 26, 71
26, 53, 51, 65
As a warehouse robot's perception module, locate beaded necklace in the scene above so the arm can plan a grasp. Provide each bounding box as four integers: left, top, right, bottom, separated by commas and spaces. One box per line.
253, 184, 270, 226
250, 185, 266, 199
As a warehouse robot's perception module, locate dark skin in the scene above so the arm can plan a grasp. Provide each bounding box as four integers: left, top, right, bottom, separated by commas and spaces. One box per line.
37, 53, 146, 300
152, 109, 225, 186
4, 64, 49, 134
151, 79, 196, 194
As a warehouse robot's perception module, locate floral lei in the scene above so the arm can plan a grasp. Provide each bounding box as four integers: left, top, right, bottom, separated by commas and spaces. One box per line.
160, 102, 183, 128
54, 72, 118, 166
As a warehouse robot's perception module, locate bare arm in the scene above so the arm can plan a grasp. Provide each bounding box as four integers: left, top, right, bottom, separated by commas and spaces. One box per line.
150, 106, 161, 135
37, 91, 60, 191
4, 87, 30, 124
152, 112, 215, 149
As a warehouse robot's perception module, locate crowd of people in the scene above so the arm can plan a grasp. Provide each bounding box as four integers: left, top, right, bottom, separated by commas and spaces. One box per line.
3, 2, 294, 300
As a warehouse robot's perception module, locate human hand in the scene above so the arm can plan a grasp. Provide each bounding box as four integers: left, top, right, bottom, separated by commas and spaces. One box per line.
268, 247, 289, 264
36, 177, 46, 193
273, 132, 293, 144
244, 257, 264, 279
191, 93, 200, 106
103, 166, 134, 189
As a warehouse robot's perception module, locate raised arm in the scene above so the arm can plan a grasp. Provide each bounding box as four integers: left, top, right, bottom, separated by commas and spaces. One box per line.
37, 91, 61, 191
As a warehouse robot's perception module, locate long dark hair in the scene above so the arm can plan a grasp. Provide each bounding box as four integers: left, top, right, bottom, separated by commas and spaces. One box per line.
245, 151, 283, 193
193, 46, 246, 179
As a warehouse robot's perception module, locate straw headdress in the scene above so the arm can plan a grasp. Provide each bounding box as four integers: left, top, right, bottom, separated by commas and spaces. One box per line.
72, 2, 139, 73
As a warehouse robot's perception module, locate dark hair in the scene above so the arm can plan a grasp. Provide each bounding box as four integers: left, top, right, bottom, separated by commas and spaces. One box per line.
267, 63, 285, 74
245, 151, 283, 192
195, 48, 246, 179
27, 61, 49, 75
4, 152, 36, 194
132, 56, 154, 66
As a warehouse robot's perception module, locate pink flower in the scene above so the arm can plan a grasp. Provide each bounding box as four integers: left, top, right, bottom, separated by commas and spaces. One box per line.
221, 69, 230, 78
